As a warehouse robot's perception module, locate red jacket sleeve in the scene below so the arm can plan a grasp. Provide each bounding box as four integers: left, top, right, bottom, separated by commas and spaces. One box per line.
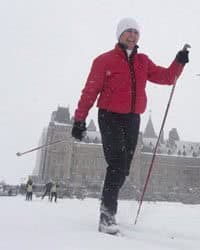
147, 57, 184, 85
74, 57, 106, 121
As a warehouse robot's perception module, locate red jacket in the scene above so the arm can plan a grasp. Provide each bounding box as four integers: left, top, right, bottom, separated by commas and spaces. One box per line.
74, 44, 184, 121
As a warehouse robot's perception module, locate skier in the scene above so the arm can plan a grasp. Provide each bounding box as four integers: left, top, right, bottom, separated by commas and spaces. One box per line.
26, 177, 33, 201
41, 180, 53, 200
50, 180, 59, 203
71, 17, 189, 234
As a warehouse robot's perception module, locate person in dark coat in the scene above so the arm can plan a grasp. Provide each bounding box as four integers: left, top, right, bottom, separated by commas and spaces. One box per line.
41, 181, 53, 200
71, 17, 189, 234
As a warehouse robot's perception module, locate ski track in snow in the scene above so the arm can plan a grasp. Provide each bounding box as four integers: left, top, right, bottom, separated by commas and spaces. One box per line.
0, 196, 199, 250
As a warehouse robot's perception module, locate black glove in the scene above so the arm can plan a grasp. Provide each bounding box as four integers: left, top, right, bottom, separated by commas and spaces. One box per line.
71, 121, 86, 141
176, 50, 189, 65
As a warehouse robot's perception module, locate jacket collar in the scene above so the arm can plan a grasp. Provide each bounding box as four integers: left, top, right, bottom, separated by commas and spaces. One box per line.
115, 43, 138, 60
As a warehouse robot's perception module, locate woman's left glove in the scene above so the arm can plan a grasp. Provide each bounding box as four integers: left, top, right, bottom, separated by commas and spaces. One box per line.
176, 50, 189, 65
71, 121, 86, 141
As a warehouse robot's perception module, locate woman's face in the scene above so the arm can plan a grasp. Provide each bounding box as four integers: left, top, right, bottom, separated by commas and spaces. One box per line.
119, 29, 139, 50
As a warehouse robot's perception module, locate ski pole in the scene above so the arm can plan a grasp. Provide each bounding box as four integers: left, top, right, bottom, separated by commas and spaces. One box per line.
16, 129, 87, 157
16, 139, 67, 157
134, 43, 191, 225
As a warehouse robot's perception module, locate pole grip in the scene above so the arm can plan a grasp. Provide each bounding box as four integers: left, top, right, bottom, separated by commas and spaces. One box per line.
182, 43, 191, 51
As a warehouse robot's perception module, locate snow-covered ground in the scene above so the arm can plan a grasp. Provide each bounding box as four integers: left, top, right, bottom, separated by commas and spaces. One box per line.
0, 196, 199, 250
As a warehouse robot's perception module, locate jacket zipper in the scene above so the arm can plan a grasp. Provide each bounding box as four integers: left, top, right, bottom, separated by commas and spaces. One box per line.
128, 55, 136, 113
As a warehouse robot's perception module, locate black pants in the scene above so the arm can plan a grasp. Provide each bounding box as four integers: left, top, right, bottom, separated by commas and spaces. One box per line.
26, 192, 32, 201
50, 192, 57, 202
42, 190, 51, 200
98, 109, 140, 215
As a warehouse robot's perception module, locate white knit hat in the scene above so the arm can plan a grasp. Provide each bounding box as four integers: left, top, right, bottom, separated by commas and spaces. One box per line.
116, 18, 140, 40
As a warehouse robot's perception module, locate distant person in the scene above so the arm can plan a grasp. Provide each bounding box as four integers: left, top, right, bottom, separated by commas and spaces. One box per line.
8, 189, 12, 196
26, 177, 33, 201
71, 17, 189, 234
42, 181, 53, 200
50, 181, 59, 203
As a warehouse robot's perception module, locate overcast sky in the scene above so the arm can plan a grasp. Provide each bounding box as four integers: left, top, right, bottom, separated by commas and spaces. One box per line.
0, 0, 200, 184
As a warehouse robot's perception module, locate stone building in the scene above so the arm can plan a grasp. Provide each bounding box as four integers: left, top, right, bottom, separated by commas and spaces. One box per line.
33, 107, 200, 203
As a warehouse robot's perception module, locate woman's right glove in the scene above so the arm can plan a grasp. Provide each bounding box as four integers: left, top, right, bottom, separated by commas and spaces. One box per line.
71, 121, 86, 141
176, 50, 189, 65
